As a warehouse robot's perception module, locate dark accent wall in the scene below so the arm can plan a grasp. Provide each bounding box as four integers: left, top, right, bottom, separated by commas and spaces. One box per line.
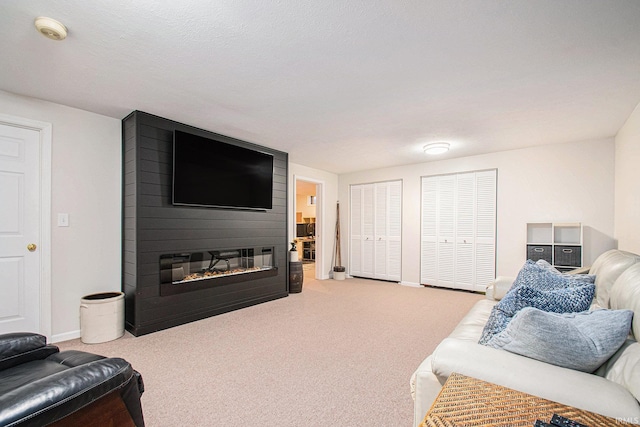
122, 111, 289, 336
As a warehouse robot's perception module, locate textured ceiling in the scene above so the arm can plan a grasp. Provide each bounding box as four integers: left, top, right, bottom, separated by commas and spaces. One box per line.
1, 1, 639, 174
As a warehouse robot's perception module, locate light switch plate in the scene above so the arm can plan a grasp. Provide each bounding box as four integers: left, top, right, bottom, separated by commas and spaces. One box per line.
57, 213, 69, 227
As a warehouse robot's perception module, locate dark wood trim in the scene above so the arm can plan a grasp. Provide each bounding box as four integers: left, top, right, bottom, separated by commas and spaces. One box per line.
48, 391, 135, 427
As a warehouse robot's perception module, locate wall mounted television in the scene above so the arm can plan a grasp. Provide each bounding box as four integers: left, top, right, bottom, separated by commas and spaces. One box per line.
172, 130, 274, 210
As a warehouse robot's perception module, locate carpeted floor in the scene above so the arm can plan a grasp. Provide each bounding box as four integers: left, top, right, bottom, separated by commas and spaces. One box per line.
58, 276, 482, 427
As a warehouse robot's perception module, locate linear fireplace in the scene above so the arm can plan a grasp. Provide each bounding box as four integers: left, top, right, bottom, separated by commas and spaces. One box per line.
159, 247, 278, 296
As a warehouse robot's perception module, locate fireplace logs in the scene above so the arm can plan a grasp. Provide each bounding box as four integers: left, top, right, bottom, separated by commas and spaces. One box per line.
159, 247, 278, 296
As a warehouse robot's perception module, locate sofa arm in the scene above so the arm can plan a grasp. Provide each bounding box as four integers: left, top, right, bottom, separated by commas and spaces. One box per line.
431, 338, 640, 421
0, 333, 59, 371
485, 276, 514, 301
0, 358, 139, 427
46, 349, 107, 367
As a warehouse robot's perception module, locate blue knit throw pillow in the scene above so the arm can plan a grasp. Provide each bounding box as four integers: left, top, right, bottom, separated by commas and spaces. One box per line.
510, 260, 595, 291
478, 261, 596, 345
534, 259, 596, 284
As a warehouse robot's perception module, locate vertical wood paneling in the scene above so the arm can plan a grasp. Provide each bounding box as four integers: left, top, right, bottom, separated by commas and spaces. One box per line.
122, 111, 288, 336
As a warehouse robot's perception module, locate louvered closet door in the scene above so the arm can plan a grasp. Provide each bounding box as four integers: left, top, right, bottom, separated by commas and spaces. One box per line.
361, 184, 375, 277
349, 185, 363, 277
421, 177, 438, 285
437, 175, 456, 288
386, 180, 402, 282
455, 173, 475, 291
421, 170, 496, 291
374, 183, 388, 278
350, 180, 402, 282
474, 170, 496, 292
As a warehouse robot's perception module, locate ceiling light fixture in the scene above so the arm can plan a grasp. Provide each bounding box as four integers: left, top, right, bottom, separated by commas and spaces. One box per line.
423, 142, 450, 155
34, 17, 68, 41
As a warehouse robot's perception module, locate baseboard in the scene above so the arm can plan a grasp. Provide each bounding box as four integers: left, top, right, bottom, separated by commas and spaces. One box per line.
400, 281, 421, 288
51, 330, 80, 344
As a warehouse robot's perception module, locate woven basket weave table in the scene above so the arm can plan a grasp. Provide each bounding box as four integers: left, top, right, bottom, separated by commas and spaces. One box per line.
420, 372, 629, 427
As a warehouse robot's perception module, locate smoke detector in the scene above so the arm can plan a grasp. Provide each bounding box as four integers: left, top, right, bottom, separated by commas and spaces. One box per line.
34, 17, 68, 41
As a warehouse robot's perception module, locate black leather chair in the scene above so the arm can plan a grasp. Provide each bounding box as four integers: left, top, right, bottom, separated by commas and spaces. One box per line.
0, 332, 144, 426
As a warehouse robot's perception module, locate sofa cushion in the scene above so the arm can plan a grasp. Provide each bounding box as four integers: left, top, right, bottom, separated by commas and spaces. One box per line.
448, 299, 497, 341
609, 263, 640, 340
595, 339, 640, 404
485, 307, 633, 372
590, 249, 640, 309
430, 338, 640, 421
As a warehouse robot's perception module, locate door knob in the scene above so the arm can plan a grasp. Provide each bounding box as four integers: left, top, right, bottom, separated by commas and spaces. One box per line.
27, 243, 37, 252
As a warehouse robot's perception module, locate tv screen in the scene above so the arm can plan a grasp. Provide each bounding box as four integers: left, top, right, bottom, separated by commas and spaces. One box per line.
172, 130, 274, 210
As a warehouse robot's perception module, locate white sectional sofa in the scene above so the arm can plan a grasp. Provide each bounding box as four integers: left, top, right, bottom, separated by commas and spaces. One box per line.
411, 249, 640, 427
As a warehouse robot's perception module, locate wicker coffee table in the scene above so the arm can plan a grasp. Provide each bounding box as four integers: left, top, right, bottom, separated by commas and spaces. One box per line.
420, 372, 629, 427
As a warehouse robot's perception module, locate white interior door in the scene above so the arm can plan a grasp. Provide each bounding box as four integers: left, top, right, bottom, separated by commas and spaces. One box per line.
0, 123, 42, 334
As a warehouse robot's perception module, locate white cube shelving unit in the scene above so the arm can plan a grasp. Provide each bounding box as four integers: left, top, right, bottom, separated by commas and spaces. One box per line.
526, 222, 583, 271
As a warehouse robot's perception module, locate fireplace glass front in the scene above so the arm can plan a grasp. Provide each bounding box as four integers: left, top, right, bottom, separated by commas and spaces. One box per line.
159, 247, 277, 295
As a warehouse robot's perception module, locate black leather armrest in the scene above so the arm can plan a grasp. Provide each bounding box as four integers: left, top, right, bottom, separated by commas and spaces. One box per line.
46, 349, 106, 367
0, 333, 59, 371
0, 358, 135, 427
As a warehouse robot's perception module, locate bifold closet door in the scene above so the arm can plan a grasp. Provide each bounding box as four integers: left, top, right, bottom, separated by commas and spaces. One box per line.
349, 183, 374, 278
385, 180, 402, 282
350, 185, 363, 277
420, 170, 496, 291
349, 180, 402, 282
474, 170, 497, 291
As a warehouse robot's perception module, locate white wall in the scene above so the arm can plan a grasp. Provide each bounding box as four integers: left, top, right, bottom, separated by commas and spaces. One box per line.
339, 138, 616, 286
615, 102, 640, 254
0, 90, 121, 342
289, 163, 339, 279
0, 86, 624, 337
295, 194, 317, 219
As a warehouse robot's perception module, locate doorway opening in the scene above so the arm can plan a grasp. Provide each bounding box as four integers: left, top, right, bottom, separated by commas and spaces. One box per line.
294, 177, 323, 280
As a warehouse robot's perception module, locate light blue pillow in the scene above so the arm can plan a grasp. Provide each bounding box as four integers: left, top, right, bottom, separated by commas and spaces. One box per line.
485, 307, 633, 372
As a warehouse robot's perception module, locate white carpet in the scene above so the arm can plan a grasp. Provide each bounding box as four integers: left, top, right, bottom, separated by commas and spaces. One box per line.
58, 276, 482, 427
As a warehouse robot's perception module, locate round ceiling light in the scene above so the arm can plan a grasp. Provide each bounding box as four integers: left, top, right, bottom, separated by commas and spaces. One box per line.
34, 17, 68, 41
423, 142, 450, 155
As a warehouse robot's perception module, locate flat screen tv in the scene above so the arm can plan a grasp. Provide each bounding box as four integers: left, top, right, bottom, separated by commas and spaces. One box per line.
172, 130, 274, 210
